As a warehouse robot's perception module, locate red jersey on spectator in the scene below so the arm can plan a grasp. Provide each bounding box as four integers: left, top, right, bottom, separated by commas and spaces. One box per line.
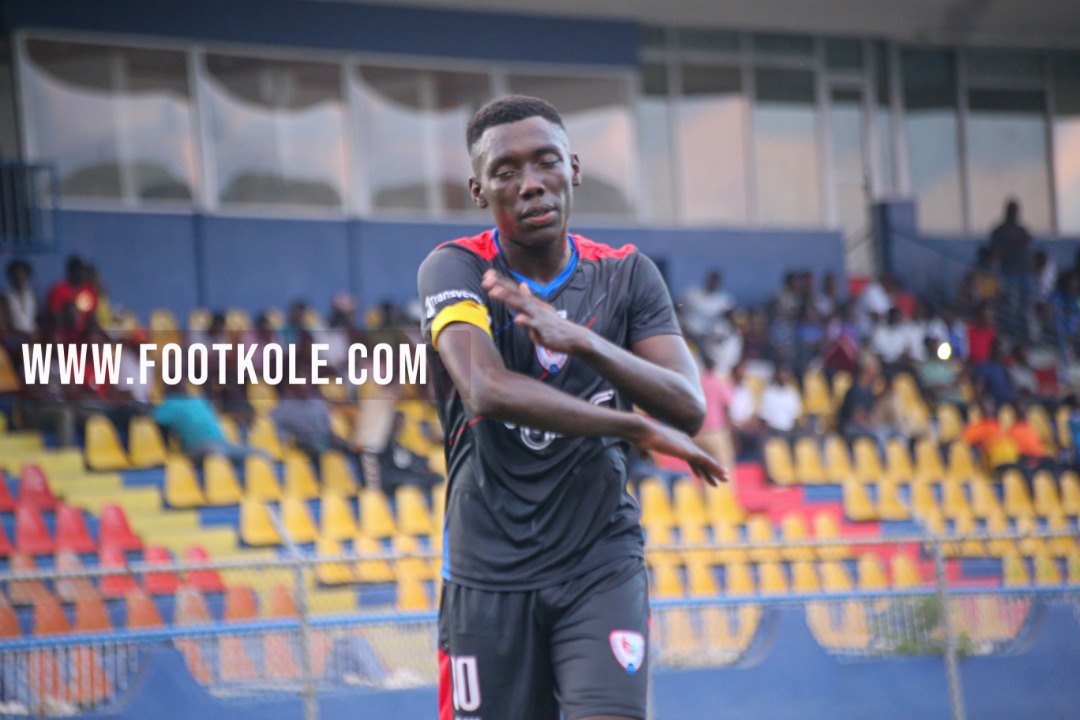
967, 323, 996, 364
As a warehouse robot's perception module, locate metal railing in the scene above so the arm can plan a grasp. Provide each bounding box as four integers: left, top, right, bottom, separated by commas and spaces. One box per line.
0, 163, 59, 252
0, 529, 1077, 719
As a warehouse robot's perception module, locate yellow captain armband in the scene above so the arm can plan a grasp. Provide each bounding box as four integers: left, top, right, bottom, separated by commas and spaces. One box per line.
430, 300, 493, 350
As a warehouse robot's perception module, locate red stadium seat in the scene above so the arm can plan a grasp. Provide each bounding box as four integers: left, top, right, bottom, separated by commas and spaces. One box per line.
33, 593, 71, 636
125, 589, 164, 629
99, 547, 139, 598
175, 584, 213, 625
74, 594, 112, 633
143, 546, 180, 595
0, 593, 19, 637
8, 554, 50, 605
223, 586, 258, 622
15, 505, 54, 555
17, 465, 58, 511
268, 584, 298, 618
183, 546, 225, 592
0, 473, 16, 512
0, 521, 12, 557
54, 551, 100, 603
55, 503, 97, 554
98, 504, 143, 552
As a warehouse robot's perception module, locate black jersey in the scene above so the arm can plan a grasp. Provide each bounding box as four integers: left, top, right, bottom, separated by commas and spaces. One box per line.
417, 229, 681, 590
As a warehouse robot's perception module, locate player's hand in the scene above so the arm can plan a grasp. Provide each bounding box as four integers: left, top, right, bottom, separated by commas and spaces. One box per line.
482, 270, 590, 354
629, 417, 729, 487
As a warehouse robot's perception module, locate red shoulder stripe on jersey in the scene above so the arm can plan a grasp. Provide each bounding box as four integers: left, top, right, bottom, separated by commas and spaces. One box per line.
572, 234, 637, 260
436, 229, 498, 261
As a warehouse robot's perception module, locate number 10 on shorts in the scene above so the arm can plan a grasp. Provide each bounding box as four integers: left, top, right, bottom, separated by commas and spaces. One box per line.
451, 655, 481, 713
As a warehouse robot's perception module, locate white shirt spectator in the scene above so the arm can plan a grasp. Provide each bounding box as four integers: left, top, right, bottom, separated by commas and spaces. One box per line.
3, 286, 36, 334
682, 286, 734, 338
871, 323, 911, 364
856, 280, 891, 334
118, 348, 151, 404
759, 383, 802, 432
728, 382, 757, 425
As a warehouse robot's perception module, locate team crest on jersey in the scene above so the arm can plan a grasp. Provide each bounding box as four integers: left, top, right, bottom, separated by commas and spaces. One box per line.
535, 309, 569, 375
609, 631, 646, 675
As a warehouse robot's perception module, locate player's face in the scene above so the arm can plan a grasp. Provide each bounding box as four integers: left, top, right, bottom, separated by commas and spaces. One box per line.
469, 116, 581, 248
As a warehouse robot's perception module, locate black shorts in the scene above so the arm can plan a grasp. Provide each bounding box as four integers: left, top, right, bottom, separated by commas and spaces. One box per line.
438, 556, 649, 720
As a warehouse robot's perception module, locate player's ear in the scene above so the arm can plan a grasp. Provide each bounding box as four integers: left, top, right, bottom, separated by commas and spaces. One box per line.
570, 154, 581, 187
468, 177, 488, 209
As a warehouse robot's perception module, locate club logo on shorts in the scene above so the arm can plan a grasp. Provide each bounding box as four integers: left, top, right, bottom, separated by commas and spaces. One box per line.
609, 630, 646, 675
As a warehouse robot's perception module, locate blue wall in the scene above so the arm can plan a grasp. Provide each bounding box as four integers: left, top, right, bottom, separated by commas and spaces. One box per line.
2, 210, 847, 321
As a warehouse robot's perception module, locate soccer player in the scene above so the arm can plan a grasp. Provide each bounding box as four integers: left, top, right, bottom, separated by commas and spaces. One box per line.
418, 95, 727, 720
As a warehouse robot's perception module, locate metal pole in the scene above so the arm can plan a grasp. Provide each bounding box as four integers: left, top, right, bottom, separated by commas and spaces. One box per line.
268, 507, 318, 720
931, 535, 967, 720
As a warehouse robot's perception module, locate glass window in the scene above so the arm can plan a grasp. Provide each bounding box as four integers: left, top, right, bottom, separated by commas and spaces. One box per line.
825, 39, 863, 71
507, 73, 635, 216
204, 54, 345, 208
966, 49, 1043, 83
752, 34, 814, 58
677, 64, 748, 224
354, 65, 490, 213
753, 67, 821, 226
966, 89, 1051, 234
640, 26, 669, 52
23, 39, 196, 202
637, 64, 675, 222
901, 49, 963, 233
0, 38, 18, 160
1053, 53, 1080, 235
676, 29, 740, 54
873, 42, 896, 196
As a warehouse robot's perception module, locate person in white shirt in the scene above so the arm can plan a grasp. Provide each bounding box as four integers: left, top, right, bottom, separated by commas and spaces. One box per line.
3, 260, 37, 335
856, 275, 892, 336
759, 365, 803, 433
682, 269, 735, 340
871, 308, 915, 366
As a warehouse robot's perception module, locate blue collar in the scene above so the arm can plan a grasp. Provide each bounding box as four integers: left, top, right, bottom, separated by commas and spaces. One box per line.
492, 229, 578, 298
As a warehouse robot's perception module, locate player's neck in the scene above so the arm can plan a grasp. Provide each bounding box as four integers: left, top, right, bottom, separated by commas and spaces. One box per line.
499, 232, 573, 286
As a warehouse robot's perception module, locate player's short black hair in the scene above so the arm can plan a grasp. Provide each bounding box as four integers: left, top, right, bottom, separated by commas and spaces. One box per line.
466, 95, 564, 152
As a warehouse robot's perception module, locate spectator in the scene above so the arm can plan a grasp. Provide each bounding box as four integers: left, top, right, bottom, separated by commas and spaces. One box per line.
3, 260, 36, 336
46, 256, 97, 334
1062, 395, 1080, 466
1033, 250, 1057, 303
768, 306, 796, 369
961, 396, 1018, 471
822, 304, 860, 376
728, 362, 765, 458
682, 269, 734, 341
814, 272, 841, 318
84, 264, 111, 330
272, 382, 353, 462
793, 304, 824, 375
701, 309, 743, 376
871, 308, 914, 369
973, 339, 1016, 409
855, 275, 891, 336
759, 365, 803, 435
693, 355, 736, 470
967, 304, 997, 365
773, 272, 801, 319
838, 360, 879, 439
153, 376, 265, 464
958, 246, 1000, 316
1050, 272, 1080, 361
926, 307, 967, 360
917, 338, 963, 406
1007, 346, 1040, 401
989, 199, 1033, 341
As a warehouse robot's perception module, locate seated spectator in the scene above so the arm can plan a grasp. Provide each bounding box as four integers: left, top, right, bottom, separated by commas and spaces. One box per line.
773, 272, 801, 319
972, 339, 1016, 409
793, 304, 824, 375
958, 246, 1000, 316
822, 304, 860, 377
1062, 395, 1080, 467
3, 260, 36, 337
1034, 250, 1057, 304
966, 304, 997, 365
682, 269, 734, 342
272, 381, 353, 462
871, 308, 915, 370
925, 307, 967, 360
1050, 273, 1080, 361
46, 256, 97, 335
153, 376, 265, 464
376, 412, 443, 495
855, 275, 891, 336
814, 272, 841, 318
759, 365, 802, 435
701, 309, 743, 376
838, 360, 879, 440
728, 362, 765, 458
917, 338, 964, 406
1008, 346, 1040, 401
768, 307, 796, 369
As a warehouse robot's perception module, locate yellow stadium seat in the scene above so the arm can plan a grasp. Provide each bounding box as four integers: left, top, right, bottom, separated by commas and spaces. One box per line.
225, 308, 250, 333
913, 438, 946, 483
1002, 551, 1030, 587
842, 478, 876, 521
639, 478, 675, 530
1062, 471, 1080, 517
164, 456, 206, 508
395, 485, 434, 536
819, 560, 853, 592
652, 562, 684, 600
320, 450, 358, 496
396, 573, 431, 612
758, 562, 789, 595
686, 559, 718, 597
393, 535, 434, 581
1014, 515, 1044, 557
857, 554, 887, 591
1025, 405, 1055, 451
1033, 551, 1062, 587
128, 417, 167, 468
240, 499, 282, 546
947, 442, 979, 482
354, 536, 394, 583
321, 493, 358, 541
86, 415, 130, 471
919, 506, 946, 537
802, 370, 832, 417
0, 346, 19, 393
1044, 511, 1073, 557
330, 408, 353, 441
937, 404, 964, 444
852, 437, 884, 483
706, 482, 746, 525
877, 478, 909, 520
723, 562, 755, 596
244, 454, 282, 501
811, 512, 848, 561
284, 450, 320, 499
315, 537, 354, 585
219, 415, 241, 445
645, 522, 674, 549
997, 404, 1016, 431
791, 561, 820, 593
358, 488, 397, 539
793, 438, 827, 484
1002, 470, 1036, 519
746, 515, 780, 563
248, 382, 278, 416
764, 438, 796, 485
432, 483, 446, 531
890, 554, 921, 588
1032, 471, 1062, 518
711, 521, 746, 564
187, 307, 211, 331
203, 454, 243, 505
884, 439, 914, 482
950, 511, 983, 557
824, 435, 853, 483
281, 495, 318, 544
680, 521, 710, 566
983, 510, 1012, 557
831, 372, 852, 411
969, 479, 1002, 519
941, 480, 971, 520
673, 478, 708, 528
248, 416, 283, 460
1054, 407, 1072, 450
780, 513, 814, 562
1067, 548, 1080, 585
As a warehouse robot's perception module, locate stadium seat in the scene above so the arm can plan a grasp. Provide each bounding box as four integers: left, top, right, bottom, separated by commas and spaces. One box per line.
997, 404, 1017, 431
221, 635, 260, 682
673, 478, 708, 528
55, 503, 97, 554
1062, 471, 1080, 518
884, 439, 914, 482
244, 454, 282, 502
165, 456, 206, 508
33, 593, 71, 635
315, 537, 354, 585
1068, 549, 1080, 585
0, 346, 19, 393
74, 593, 112, 633
852, 438, 884, 484
0, 593, 19, 637
54, 552, 98, 603
651, 561, 684, 599
764, 438, 795, 485
248, 382, 279, 416
877, 478, 909, 520
128, 416, 167, 468
218, 415, 241, 445
789, 561, 818, 593
225, 308, 250, 333
320, 450, 358, 496
802, 370, 832, 418
184, 546, 226, 593
395, 485, 433, 536
857, 554, 887, 591
320, 492, 359, 541
811, 512, 848, 561
395, 571, 431, 611
284, 450, 320, 500
1033, 551, 1061, 587
819, 560, 853, 592
85, 415, 131, 471
17, 465, 58, 511
248, 416, 282, 460
354, 536, 395, 583
970, 479, 1003, 519
831, 372, 852, 411
15, 505, 55, 555
149, 308, 182, 346
746, 516, 781, 563
281, 495, 318, 544
393, 534, 434, 581
942, 480, 971, 520
842, 478, 876, 522
890, 554, 921, 588
638, 478, 675, 529
780, 514, 814, 562
174, 586, 214, 682
204, 454, 243, 506
711, 520, 744, 564
1032, 471, 1062, 518
937, 404, 964, 444
947, 442, 979, 482
723, 562, 755, 596
268, 585, 298, 618
143, 546, 180, 595
824, 435, 854, 483
913, 438, 946, 483
706, 481, 746, 525
358, 488, 397, 539
9, 553, 50, 604
223, 585, 259, 621
187, 307, 211, 331
432, 483, 446, 532
99, 547, 139, 598
686, 558, 718, 597
1002, 551, 1030, 587
758, 562, 788, 595
793, 438, 827, 484
99, 504, 143, 552
0, 473, 16, 512
240, 499, 282, 546
1003, 470, 1036, 519
983, 510, 1013, 557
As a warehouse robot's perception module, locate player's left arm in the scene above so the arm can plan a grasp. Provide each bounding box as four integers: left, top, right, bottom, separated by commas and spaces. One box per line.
482, 260, 706, 436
